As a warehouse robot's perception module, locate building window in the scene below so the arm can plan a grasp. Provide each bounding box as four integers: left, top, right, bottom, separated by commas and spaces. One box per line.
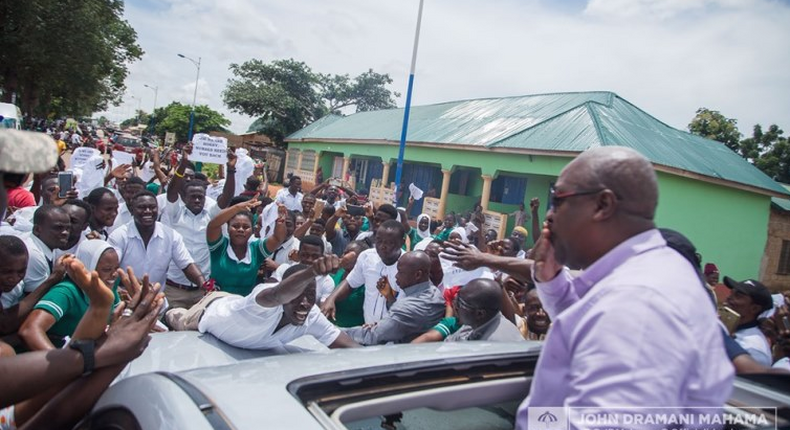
450, 169, 472, 195
490, 174, 527, 205
778, 240, 790, 275
301, 150, 316, 172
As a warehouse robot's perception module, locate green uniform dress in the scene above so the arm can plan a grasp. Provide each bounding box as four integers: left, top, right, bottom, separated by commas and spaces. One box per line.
34, 278, 121, 347
208, 235, 272, 296
329, 268, 366, 328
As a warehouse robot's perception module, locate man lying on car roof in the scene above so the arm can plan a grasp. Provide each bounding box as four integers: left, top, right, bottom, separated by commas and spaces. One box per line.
167, 255, 361, 350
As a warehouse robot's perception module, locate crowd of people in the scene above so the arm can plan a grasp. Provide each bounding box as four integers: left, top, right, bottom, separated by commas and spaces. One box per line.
0, 127, 789, 429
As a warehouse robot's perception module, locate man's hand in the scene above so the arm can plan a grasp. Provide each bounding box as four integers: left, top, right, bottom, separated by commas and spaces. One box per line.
117, 267, 145, 305
363, 202, 375, 218
226, 148, 237, 169
311, 254, 341, 276
110, 164, 132, 180
530, 197, 540, 212
320, 299, 336, 321
442, 241, 485, 271
95, 280, 164, 367
50, 254, 71, 281
287, 249, 299, 263
234, 195, 262, 213
486, 239, 506, 256
532, 221, 561, 282
51, 185, 78, 206
263, 258, 279, 273
181, 143, 193, 161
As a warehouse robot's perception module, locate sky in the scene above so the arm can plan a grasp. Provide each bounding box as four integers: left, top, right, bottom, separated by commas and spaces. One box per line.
103, 0, 790, 138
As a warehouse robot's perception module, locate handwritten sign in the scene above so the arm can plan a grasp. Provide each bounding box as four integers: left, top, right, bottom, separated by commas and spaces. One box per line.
191, 134, 228, 164
112, 150, 135, 167
422, 197, 441, 220
70, 147, 99, 169
483, 210, 508, 240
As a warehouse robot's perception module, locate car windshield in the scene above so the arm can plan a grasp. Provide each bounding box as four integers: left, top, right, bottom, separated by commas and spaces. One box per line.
117, 136, 141, 147
0, 117, 17, 129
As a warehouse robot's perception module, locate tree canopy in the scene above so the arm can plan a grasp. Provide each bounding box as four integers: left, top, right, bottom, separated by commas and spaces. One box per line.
688, 108, 790, 183
150, 102, 230, 142
222, 59, 400, 144
0, 0, 143, 117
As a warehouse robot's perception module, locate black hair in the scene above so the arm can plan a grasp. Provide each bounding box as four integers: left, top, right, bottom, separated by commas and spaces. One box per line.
126, 177, 146, 187
194, 172, 208, 182
0, 235, 27, 258
504, 237, 521, 254
63, 198, 93, 221
379, 219, 405, 238
230, 210, 254, 224
3, 173, 26, 187
245, 177, 261, 191
301, 234, 325, 254
130, 190, 157, 207
33, 205, 67, 226
290, 175, 302, 183
302, 193, 316, 201
85, 187, 116, 206
229, 195, 252, 206
183, 179, 209, 192
322, 205, 335, 217
283, 263, 309, 280
377, 204, 398, 221
346, 240, 371, 253
312, 218, 327, 227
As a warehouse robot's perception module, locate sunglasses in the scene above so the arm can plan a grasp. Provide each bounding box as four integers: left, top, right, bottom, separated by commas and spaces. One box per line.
549, 186, 604, 210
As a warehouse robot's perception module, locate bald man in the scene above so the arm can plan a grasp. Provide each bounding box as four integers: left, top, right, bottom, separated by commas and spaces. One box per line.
516, 147, 733, 429
445, 278, 524, 342
343, 251, 444, 345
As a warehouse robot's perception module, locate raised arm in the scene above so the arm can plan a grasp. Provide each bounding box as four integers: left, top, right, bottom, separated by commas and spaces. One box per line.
167, 144, 191, 204
217, 149, 237, 209
308, 181, 329, 197
442, 241, 535, 283
325, 205, 346, 241
206, 198, 262, 243
150, 148, 170, 191
530, 197, 541, 247
256, 255, 341, 307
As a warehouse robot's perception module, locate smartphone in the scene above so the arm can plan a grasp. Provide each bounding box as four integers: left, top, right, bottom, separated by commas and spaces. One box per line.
58, 171, 73, 198
719, 306, 741, 335
313, 199, 325, 219
347, 204, 365, 216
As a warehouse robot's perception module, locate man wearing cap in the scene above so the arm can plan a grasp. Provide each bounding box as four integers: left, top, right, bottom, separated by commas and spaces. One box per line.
724, 276, 774, 367
510, 226, 528, 258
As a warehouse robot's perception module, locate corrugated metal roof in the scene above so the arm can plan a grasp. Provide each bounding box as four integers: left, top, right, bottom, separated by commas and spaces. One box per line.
772, 184, 790, 211
287, 91, 788, 196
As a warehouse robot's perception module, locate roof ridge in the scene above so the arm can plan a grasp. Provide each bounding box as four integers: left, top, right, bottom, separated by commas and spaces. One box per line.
413, 90, 618, 109
486, 103, 603, 147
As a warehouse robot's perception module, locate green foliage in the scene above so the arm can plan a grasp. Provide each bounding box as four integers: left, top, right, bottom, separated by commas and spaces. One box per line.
0, 0, 143, 117
689, 108, 790, 183
687, 108, 742, 152
152, 102, 231, 142
120, 110, 149, 128
222, 59, 399, 144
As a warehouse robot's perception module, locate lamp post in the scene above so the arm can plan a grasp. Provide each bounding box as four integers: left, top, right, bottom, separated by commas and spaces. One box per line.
130, 95, 142, 126
177, 53, 201, 142
144, 84, 158, 135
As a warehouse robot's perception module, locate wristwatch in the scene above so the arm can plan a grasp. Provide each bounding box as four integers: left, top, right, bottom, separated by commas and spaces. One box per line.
68, 339, 96, 376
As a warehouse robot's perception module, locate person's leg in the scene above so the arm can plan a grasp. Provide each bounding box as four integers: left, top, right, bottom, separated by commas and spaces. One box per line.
166, 292, 232, 331
163, 285, 203, 310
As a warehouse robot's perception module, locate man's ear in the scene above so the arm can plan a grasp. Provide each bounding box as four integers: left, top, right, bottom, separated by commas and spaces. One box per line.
592, 189, 617, 221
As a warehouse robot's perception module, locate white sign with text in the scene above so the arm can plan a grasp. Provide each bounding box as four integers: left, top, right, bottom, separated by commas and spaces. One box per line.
191, 133, 228, 164
70, 147, 100, 169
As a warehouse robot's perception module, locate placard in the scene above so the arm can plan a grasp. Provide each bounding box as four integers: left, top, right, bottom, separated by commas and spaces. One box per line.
191, 133, 228, 164
369, 186, 395, 207
112, 150, 135, 167
165, 132, 176, 146
482, 210, 508, 240
422, 197, 441, 220
70, 147, 99, 169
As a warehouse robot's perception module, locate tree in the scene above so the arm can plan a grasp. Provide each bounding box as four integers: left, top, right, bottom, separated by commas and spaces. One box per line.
151, 102, 231, 142
688, 108, 742, 153
742, 124, 790, 183
222, 59, 399, 144
120, 110, 149, 128
0, 0, 143, 117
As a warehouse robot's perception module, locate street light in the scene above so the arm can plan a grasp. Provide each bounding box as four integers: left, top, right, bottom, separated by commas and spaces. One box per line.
144, 84, 158, 135
177, 53, 201, 142
129, 95, 142, 125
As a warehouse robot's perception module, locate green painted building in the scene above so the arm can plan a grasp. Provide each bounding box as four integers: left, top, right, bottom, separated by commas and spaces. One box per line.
285, 91, 789, 281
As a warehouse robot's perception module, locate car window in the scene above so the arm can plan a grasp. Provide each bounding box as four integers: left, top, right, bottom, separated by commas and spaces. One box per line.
117, 137, 141, 148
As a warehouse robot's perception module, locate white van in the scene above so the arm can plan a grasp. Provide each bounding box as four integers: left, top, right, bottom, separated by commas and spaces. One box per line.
0, 102, 22, 130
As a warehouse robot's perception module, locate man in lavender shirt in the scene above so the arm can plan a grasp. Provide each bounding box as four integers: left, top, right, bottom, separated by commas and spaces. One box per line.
517, 147, 733, 429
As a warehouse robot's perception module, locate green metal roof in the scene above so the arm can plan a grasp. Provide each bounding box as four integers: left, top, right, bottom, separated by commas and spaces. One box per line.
772, 184, 790, 211
287, 91, 789, 196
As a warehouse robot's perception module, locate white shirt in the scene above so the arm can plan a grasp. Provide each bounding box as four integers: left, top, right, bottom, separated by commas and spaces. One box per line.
733, 325, 772, 367
273, 263, 335, 303
108, 202, 132, 235
345, 248, 403, 324
161, 198, 220, 286
271, 236, 300, 266
8, 205, 36, 232
1, 282, 24, 309
198, 283, 341, 350
275, 188, 303, 212
22, 234, 53, 293
108, 221, 194, 289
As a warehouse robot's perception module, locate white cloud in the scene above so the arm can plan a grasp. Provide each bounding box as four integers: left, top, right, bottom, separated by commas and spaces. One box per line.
102, 0, 790, 137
